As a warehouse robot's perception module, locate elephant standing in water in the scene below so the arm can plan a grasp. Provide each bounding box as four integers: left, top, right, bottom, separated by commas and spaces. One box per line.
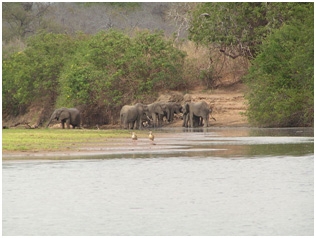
46, 108, 81, 129
182, 101, 215, 128
120, 103, 148, 129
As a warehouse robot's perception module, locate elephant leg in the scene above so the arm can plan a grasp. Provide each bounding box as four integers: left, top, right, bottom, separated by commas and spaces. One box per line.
66, 120, 70, 129
61, 121, 65, 129
170, 112, 174, 122
189, 114, 194, 128
158, 114, 164, 126
182, 114, 188, 127
152, 114, 157, 127
202, 116, 208, 127
122, 118, 128, 129
206, 113, 210, 127
193, 116, 199, 127
138, 119, 143, 129
129, 121, 134, 129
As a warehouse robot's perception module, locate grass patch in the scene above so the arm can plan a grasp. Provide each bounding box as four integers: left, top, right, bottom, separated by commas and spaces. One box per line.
2, 129, 142, 152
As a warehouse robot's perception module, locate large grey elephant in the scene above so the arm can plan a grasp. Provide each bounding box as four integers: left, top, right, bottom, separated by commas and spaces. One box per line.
120, 103, 148, 129
46, 108, 81, 129
147, 102, 165, 127
182, 101, 213, 128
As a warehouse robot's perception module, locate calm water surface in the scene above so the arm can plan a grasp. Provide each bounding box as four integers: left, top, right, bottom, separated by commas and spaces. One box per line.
2, 127, 314, 236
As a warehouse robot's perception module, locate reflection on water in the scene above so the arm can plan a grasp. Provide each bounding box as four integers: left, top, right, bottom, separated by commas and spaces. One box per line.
2, 127, 314, 236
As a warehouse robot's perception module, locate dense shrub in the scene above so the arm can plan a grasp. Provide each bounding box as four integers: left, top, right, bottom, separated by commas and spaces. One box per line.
2, 33, 75, 115
245, 10, 314, 127
2, 30, 186, 126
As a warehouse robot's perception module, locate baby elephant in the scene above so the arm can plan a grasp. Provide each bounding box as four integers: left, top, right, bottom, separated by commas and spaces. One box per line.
46, 108, 81, 129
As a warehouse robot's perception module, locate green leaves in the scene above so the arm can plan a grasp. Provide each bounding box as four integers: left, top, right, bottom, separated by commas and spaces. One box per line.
245, 8, 314, 127
189, 2, 313, 59
3, 30, 186, 124
189, 2, 313, 127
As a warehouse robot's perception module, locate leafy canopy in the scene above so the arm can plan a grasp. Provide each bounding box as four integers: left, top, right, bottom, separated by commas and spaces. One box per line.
245, 5, 314, 127
2, 30, 186, 125
189, 2, 313, 59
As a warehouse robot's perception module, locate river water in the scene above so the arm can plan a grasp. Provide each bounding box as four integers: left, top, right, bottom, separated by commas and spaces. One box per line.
2, 127, 314, 236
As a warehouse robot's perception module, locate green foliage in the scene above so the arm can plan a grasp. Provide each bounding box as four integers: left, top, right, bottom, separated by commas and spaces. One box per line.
245, 7, 314, 127
3, 30, 186, 125
3, 32, 76, 114
189, 2, 313, 59
58, 30, 185, 108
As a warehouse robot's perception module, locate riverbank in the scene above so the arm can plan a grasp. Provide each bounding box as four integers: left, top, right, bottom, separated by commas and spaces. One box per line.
2, 83, 250, 159
3, 127, 313, 160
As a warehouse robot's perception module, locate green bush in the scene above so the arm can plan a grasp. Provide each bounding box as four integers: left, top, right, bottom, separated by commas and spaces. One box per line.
3, 33, 75, 114
3, 30, 186, 126
245, 11, 314, 127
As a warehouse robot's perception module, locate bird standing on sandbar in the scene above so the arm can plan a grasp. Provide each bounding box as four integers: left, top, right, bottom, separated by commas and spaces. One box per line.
149, 131, 155, 145
131, 132, 138, 141
131, 132, 138, 145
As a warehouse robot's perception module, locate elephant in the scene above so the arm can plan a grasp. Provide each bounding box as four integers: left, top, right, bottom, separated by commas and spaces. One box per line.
147, 102, 165, 127
46, 107, 81, 129
166, 102, 182, 122
158, 102, 182, 125
120, 103, 149, 129
182, 101, 212, 128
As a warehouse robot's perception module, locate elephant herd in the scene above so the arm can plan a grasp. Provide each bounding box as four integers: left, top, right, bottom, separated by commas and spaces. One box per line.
120, 101, 215, 130
46, 101, 215, 129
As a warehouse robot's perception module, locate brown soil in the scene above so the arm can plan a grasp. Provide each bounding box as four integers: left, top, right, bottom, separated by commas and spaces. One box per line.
157, 82, 248, 128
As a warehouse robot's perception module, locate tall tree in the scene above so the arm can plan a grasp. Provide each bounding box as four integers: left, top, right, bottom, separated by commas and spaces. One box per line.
245, 4, 314, 127
189, 2, 312, 60
2, 2, 50, 41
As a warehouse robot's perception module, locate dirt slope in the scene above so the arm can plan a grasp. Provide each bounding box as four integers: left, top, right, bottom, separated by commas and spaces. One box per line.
158, 83, 248, 127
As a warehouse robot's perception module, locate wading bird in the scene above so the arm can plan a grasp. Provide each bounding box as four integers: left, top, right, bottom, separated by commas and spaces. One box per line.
149, 131, 155, 145
131, 132, 138, 141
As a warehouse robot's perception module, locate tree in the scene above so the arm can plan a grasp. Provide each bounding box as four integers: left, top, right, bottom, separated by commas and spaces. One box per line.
245, 5, 314, 127
2, 32, 75, 115
189, 2, 313, 60
3, 30, 186, 126
2, 3, 51, 41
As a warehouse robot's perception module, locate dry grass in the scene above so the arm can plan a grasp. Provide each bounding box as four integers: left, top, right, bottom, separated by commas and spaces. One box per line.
178, 41, 249, 89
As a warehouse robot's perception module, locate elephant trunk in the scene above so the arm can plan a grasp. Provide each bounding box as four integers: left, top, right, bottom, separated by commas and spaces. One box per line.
46, 114, 55, 128
46, 118, 53, 128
